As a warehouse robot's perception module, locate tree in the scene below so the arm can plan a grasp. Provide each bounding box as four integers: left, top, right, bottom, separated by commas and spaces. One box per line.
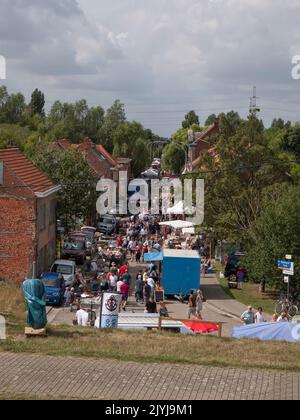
202, 116, 293, 243
31, 146, 97, 228
0, 124, 32, 150
218, 111, 243, 137
30, 89, 45, 116
205, 114, 217, 126
182, 111, 199, 129
0, 91, 26, 124
132, 138, 151, 176
282, 125, 300, 160
98, 100, 126, 152
112, 121, 152, 176
162, 142, 186, 175
244, 184, 300, 292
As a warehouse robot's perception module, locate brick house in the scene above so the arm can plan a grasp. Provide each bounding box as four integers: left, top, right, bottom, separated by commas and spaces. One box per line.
50, 138, 132, 181
188, 119, 220, 172
0, 148, 60, 282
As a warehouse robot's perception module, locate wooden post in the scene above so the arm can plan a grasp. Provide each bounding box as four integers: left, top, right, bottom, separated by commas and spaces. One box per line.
218, 323, 223, 338
158, 317, 162, 332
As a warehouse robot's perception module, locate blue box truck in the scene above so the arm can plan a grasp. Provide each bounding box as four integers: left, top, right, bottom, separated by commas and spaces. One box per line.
162, 249, 201, 296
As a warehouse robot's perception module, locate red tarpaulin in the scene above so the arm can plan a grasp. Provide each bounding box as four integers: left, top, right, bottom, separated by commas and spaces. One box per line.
183, 322, 219, 334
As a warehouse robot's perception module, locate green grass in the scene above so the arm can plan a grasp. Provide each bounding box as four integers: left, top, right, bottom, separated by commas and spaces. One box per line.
213, 261, 278, 315
2, 320, 300, 372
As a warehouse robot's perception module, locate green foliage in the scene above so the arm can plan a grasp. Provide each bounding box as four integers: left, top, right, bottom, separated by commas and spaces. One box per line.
202, 116, 292, 243
98, 100, 126, 152
31, 146, 97, 227
112, 121, 152, 176
244, 184, 300, 291
282, 124, 300, 160
30, 89, 45, 116
162, 142, 186, 175
0, 124, 32, 150
0, 86, 26, 124
205, 114, 217, 126
182, 110, 200, 129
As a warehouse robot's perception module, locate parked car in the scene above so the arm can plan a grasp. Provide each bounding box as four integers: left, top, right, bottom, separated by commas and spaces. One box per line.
50, 259, 76, 287
81, 226, 96, 240
61, 240, 87, 265
97, 215, 117, 235
40, 272, 65, 306
224, 251, 247, 287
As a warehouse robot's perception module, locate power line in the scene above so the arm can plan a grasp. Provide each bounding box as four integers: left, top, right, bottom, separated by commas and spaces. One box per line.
1, 159, 299, 190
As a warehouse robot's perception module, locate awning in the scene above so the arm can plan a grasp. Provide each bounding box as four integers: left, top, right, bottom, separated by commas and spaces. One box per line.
182, 227, 196, 235
159, 220, 195, 229
143, 251, 164, 262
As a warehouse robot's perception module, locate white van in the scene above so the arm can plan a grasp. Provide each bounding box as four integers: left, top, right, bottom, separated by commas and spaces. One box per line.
50, 260, 76, 287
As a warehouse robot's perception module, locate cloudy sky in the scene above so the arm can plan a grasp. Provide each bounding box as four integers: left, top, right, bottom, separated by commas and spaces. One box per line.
1, 0, 300, 136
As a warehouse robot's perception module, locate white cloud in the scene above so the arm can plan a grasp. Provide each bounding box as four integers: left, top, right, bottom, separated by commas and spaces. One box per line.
1, 0, 300, 135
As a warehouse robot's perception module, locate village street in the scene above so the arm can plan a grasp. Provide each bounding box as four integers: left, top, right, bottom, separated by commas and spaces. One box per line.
47, 262, 249, 338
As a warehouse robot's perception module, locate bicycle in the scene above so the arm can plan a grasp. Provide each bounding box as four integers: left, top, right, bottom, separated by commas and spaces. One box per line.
274, 295, 298, 318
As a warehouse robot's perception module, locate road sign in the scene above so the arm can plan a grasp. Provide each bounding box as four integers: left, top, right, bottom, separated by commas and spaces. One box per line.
283, 263, 294, 276
284, 276, 290, 284
278, 260, 292, 270
286, 255, 292, 260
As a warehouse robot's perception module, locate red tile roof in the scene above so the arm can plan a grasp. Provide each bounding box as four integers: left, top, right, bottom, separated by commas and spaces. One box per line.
96, 144, 118, 167
0, 148, 55, 193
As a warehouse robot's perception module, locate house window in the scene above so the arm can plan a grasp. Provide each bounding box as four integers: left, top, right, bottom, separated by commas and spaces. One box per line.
39, 204, 46, 231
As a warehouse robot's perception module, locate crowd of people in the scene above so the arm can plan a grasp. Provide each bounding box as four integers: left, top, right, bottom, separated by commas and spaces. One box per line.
240, 306, 290, 325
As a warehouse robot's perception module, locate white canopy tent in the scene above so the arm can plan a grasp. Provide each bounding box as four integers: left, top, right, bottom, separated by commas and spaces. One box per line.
182, 227, 196, 235
159, 220, 195, 229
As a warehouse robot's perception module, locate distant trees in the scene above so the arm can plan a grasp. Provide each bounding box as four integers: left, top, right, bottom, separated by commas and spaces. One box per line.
205, 114, 217, 126
282, 124, 300, 160
30, 89, 45, 116
182, 110, 200, 129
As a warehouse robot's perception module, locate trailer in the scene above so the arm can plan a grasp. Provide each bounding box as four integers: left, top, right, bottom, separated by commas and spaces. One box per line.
162, 249, 201, 296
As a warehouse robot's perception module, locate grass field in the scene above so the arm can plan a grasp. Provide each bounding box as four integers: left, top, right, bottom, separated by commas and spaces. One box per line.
213, 262, 278, 315
2, 320, 300, 372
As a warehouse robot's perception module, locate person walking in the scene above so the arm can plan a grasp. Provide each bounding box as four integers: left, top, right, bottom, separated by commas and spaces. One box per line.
144, 280, 152, 306
187, 290, 197, 319
241, 306, 255, 325
196, 290, 204, 320
135, 273, 144, 303
255, 307, 267, 323
236, 267, 245, 290
120, 281, 129, 312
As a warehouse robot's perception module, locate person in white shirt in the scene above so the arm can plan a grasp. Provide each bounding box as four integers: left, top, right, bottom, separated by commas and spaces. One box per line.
277, 312, 289, 323
117, 279, 124, 293
255, 307, 267, 323
76, 308, 89, 327
109, 274, 118, 292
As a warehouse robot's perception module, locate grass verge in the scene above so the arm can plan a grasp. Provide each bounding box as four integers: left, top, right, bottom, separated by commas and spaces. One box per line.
2, 320, 300, 372
213, 262, 278, 315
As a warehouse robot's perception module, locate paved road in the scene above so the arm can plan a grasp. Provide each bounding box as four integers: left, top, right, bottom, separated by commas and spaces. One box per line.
49, 264, 249, 336
0, 352, 299, 400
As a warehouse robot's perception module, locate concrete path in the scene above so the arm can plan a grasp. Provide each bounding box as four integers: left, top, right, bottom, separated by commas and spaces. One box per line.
48, 266, 251, 337
0, 352, 299, 400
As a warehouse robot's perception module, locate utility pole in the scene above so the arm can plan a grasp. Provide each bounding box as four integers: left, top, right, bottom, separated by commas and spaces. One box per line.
249, 86, 261, 116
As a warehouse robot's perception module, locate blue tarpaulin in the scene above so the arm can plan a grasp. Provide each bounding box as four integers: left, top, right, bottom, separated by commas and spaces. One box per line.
232, 322, 300, 343
143, 251, 163, 262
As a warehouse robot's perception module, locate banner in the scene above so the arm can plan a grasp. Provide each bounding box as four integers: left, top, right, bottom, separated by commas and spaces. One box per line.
100, 292, 121, 329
